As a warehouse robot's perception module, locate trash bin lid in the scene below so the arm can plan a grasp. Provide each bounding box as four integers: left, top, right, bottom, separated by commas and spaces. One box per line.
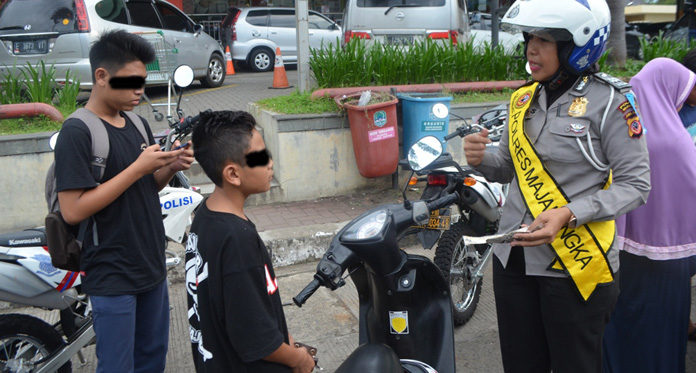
396, 92, 453, 102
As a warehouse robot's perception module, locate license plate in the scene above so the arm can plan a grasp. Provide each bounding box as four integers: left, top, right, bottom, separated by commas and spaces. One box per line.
414, 208, 451, 230
14, 40, 48, 55
386, 35, 413, 46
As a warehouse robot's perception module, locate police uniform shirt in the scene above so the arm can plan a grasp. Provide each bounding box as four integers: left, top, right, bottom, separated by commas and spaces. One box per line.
475, 75, 651, 277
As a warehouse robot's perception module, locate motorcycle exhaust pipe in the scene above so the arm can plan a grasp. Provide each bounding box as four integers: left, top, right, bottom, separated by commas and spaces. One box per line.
460, 188, 502, 223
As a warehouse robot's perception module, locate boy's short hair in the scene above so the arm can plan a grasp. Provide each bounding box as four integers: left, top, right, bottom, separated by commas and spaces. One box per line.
89, 29, 155, 80
192, 110, 257, 186
684, 48, 696, 74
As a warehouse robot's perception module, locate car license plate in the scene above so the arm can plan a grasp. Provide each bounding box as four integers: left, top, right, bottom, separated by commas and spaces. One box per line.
414, 208, 451, 230
14, 40, 48, 55
387, 35, 413, 46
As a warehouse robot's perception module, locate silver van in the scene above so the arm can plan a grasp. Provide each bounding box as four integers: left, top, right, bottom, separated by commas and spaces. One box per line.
341, 0, 470, 47
0, 0, 226, 89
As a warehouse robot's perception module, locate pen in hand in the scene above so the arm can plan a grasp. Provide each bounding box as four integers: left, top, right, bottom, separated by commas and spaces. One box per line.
172, 142, 190, 151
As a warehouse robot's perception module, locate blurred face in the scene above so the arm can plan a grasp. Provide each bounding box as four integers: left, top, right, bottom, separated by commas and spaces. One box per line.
238, 129, 274, 196
526, 34, 560, 82
96, 60, 147, 112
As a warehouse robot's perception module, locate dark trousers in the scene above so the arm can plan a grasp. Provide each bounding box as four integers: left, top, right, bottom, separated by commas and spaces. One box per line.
493, 248, 619, 373
91, 280, 170, 373
603, 251, 692, 373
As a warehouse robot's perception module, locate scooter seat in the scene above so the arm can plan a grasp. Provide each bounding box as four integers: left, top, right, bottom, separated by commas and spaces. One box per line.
335, 343, 402, 373
0, 228, 47, 247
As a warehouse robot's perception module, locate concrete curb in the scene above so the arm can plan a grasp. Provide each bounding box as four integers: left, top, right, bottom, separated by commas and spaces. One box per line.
261, 221, 349, 267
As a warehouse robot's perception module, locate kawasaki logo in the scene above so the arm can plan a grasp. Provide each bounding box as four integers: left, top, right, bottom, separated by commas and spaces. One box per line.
9, 237, 41, 245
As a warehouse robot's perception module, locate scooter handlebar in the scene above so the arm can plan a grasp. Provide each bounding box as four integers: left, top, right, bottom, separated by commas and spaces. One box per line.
175, 109, 212, 135
443, 131, 460, 141
293, 278, 322, 307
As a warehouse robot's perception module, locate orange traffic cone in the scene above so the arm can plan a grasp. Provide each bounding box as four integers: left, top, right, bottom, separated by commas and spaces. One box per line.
269, 47, 292, 89
225, 46, 235, 75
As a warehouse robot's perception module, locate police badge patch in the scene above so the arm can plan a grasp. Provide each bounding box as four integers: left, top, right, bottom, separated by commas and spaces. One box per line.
617, 100, 643, 139
568, 97, 588, 117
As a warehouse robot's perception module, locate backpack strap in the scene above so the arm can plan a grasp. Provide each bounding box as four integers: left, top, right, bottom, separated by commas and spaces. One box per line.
67, 109, 150, 182
67, 108, 110, 183
123, 111, 150, 146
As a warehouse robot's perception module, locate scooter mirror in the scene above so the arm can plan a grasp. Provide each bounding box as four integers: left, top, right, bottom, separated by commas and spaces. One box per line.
408, 136, 442, 171
48, 132, 59, 151
173, 65, 194, 88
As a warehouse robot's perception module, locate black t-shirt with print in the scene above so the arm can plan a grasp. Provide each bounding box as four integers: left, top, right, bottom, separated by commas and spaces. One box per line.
54, 113, 166, 295
185, 200, 290, 373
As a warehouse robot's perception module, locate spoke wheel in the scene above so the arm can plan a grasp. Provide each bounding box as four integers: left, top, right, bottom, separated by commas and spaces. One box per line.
0, 314, 71, 373
433, 222, 484, 326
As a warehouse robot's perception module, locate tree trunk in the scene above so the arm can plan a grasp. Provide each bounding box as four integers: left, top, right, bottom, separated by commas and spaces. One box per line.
607, 0, 627, 67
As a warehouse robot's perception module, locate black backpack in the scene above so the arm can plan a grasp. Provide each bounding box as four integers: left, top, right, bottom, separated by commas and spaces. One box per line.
44, 108, 148, 271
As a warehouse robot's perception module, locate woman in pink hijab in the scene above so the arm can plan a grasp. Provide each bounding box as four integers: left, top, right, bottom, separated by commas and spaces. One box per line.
603, 57, 696, 372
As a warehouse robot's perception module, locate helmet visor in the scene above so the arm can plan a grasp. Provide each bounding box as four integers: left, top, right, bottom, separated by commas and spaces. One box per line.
501, 24, 573, 43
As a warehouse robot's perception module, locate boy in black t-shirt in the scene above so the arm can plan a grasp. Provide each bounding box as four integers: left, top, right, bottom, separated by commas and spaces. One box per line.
54, 30, 194, 372
186, 111, 316, 373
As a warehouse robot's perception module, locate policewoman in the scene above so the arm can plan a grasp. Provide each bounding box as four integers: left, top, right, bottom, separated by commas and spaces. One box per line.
463, 0, 651, 371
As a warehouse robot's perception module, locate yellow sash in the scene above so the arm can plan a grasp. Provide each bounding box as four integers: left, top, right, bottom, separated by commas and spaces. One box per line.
508, 83, 615, 301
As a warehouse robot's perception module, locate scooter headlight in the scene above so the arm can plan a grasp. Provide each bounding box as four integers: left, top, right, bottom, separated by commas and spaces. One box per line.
341, 210, 389, 241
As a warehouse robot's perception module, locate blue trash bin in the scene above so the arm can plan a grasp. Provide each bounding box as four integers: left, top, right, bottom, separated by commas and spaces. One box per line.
398, 93, 453, 158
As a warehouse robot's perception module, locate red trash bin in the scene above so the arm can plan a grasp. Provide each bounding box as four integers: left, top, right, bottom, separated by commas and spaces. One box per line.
336, 92, 399, 178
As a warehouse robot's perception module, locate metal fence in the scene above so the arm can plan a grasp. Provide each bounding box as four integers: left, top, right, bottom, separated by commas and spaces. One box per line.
199, 20, 223, 45
190, 14, 225, 46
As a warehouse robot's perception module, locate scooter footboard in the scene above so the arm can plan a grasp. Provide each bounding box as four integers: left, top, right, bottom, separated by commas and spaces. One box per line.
335, 343, 402, 373
352, 255, 456, 373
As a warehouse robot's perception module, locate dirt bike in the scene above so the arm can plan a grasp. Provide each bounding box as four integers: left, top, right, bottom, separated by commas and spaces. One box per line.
398, 104, 509, 326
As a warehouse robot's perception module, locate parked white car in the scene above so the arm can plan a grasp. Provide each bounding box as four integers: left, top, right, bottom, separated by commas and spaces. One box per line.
223, 7, 342, 72
469, 12, 524, 54
0, 0, 226, 89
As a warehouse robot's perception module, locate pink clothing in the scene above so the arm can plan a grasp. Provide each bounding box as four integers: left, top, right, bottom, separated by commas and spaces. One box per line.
618, 58, 696, 260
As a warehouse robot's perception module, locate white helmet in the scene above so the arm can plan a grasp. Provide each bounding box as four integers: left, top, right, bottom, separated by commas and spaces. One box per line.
501, 0, 611, 74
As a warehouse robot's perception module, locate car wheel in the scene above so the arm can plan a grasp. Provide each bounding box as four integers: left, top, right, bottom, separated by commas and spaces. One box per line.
249, 47, 274, 72
200, 54, 225, 88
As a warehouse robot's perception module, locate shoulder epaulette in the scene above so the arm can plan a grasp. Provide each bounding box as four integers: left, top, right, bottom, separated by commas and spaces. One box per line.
593, 72, 632, 93
573, 75, 591, 94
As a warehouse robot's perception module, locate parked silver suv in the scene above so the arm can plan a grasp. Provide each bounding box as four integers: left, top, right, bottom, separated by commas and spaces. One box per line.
225, 7, 342, 72
0, 0, 226, 89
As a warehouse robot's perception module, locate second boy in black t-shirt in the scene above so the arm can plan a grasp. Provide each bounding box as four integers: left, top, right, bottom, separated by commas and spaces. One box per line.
185, 110, 316, 372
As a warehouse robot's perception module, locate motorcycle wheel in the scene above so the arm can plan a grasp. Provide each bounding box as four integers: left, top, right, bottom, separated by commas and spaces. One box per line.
0, 314, 71, 373
434, 222, 483, 326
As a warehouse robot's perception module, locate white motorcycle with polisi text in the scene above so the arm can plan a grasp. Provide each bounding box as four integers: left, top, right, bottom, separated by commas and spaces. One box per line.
0, 65, 202, 373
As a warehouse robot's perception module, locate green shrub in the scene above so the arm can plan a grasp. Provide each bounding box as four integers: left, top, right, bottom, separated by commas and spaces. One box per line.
0, 64, 25, 105
21, 60, 56, 104
310, 38, 525, 88
55, 71, 81, 113
0, 62, 82, 135
642, 31, 691, 63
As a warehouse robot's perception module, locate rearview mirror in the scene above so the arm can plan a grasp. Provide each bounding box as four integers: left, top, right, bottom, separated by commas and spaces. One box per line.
49, 132, 59, 151
408, 136, 443, 171
173, 65, 194, 88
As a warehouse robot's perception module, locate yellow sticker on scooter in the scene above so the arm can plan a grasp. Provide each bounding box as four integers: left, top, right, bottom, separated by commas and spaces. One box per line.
390, 311, 409, 334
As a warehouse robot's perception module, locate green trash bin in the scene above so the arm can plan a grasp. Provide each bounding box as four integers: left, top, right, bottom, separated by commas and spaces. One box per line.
397, 93, 453, 158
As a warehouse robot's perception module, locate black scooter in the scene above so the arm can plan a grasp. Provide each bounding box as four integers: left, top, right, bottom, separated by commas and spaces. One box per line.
294, 137, 458, 373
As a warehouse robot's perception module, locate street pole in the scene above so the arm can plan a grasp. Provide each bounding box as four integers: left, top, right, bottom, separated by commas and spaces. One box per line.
296, 0, 311, 92
491, 0, 499, 49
